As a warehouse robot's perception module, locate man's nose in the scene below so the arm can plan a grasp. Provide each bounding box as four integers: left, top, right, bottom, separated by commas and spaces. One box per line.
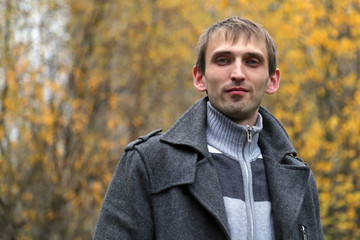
230, 60, 245, 81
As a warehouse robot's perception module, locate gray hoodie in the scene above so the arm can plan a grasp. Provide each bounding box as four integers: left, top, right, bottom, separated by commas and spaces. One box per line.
206, 102, 275, 239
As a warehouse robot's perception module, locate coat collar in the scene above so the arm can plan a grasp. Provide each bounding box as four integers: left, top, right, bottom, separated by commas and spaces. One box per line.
161, 97, 297, 160
258, 106, 297, 160
161, 97, 209, 156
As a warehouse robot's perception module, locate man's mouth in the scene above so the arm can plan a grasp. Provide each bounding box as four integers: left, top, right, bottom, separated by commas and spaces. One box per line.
226, 87, 249, 95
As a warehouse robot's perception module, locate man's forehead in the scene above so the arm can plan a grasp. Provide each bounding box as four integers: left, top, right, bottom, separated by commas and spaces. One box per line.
209, 28, 263, 46
207, 29, 268, 56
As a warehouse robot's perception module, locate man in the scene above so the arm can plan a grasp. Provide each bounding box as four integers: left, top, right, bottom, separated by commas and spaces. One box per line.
94, 17, 324, 240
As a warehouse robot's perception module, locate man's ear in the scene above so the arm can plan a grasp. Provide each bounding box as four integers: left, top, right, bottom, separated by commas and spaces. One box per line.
265, 68, 280, 95
193, 66, 207, 92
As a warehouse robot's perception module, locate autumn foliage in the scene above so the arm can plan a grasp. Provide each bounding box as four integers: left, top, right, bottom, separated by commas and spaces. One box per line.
0, 0, 360, 239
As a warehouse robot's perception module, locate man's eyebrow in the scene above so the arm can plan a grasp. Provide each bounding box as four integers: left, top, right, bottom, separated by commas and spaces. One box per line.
210, 51, 233, 59
245, 52, 266, 62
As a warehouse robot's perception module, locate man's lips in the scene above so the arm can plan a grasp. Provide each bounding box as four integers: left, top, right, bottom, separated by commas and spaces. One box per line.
226, 87, 249, 95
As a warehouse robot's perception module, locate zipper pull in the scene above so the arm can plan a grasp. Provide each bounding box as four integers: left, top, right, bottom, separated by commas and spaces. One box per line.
300, 225, 307, 240
246, 125, 253, 142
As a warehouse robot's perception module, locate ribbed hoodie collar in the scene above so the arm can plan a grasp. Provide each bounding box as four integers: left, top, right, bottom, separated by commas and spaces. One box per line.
206, 102, 263, 161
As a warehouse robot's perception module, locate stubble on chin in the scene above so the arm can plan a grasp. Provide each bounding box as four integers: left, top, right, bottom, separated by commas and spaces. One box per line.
225, 106, 255, 123
216, 98, 260, 125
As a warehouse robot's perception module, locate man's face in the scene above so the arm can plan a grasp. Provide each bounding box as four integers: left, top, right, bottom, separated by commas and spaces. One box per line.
193, 31, 280, 126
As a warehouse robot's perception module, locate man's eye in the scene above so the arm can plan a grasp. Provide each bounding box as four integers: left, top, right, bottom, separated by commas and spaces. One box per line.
246, 59, 260, 66
216, 58, 230, 65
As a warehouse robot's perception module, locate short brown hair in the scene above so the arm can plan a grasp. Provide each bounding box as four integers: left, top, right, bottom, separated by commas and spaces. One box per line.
195, 17, 277, 76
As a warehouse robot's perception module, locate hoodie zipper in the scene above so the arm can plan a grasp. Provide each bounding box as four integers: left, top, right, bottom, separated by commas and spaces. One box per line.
246, 125, 253, 142
300, 225, 307, 240
244, 125, 254, 239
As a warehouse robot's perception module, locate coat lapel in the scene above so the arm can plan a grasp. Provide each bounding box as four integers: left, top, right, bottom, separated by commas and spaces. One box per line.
160, 97, 230, 238
264, 155, 310, 239
188, 156, 231, 239
258, 106, 311, 238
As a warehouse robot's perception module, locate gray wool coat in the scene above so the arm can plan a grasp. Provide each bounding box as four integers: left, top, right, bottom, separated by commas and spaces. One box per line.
94, 97, 324, 240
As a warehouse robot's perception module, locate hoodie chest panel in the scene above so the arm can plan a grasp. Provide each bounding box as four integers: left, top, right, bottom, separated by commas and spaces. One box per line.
212, 152, 274, 240
212, 153, 270, 202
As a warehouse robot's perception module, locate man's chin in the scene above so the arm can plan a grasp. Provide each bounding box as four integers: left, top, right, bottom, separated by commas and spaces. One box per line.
223, 106, 259, 125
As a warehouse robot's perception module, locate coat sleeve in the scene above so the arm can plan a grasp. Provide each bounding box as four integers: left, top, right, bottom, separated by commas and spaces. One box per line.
94, 149, 154, 240
310, 171, 325, 240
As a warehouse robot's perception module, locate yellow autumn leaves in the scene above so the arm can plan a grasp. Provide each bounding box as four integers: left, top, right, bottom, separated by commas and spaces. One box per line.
0, 0, 360, 239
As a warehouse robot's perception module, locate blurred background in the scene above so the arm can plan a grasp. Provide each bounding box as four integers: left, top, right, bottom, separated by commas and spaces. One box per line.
0, 0, 359, 239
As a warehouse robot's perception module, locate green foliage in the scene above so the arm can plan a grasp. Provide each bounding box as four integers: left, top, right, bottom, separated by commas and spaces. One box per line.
0, 0, 359, 239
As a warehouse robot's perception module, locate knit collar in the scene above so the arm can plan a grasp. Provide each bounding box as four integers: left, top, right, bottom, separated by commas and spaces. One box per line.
206, 102, 263, 161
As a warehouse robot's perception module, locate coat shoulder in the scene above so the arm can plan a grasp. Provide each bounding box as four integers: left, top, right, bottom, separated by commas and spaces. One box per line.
124, 129, 163, 152
123, 128, 198, 194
